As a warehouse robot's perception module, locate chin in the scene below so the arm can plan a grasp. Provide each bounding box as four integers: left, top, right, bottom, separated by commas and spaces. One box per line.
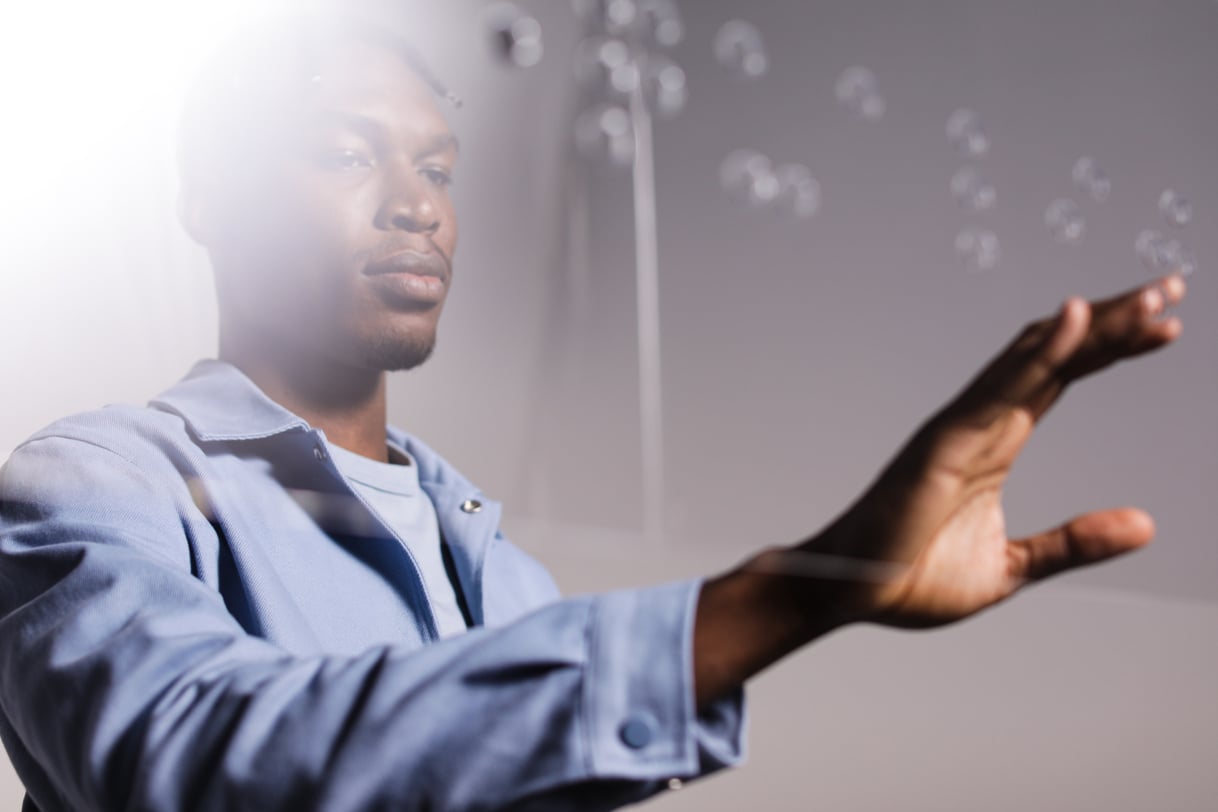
358, 330, 437, 372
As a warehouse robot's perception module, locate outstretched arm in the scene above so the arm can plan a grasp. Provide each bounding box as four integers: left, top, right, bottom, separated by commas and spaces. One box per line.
690, 273, 1188, 707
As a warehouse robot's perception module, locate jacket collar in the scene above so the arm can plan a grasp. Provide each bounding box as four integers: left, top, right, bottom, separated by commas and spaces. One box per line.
147, 358, 485, 496
149, 358, 310, 442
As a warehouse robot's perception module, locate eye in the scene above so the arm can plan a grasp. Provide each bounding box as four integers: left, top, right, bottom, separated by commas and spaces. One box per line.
319, 149, 373, 171
421, 166, 454, 188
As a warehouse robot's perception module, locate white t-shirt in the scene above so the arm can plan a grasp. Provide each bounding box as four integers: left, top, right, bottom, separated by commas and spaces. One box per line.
325, 438, 469, 639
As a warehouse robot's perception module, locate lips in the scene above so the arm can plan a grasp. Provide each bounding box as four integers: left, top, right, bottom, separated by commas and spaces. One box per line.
363, 250, 449, 307
365, 250, 449, 284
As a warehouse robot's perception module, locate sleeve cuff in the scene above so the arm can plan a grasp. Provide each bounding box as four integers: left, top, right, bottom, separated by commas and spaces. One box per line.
582, 577, 749, 783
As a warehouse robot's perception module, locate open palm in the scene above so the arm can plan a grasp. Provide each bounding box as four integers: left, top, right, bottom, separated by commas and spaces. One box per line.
797, 274, 1187, 629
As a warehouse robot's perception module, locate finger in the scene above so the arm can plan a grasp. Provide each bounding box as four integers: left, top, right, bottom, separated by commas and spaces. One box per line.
1058, 273, 1186, 384
1007, 507, 1155, 586
933, 296, 1087, 434
942, 273, 1186, 430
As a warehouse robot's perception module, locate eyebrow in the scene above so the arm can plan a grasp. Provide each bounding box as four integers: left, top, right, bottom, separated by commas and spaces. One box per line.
315, 111, 459, 157
421, 132, 460, 157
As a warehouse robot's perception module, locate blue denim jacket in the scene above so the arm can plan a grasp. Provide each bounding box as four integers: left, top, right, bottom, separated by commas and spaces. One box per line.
0, 359, 746, 811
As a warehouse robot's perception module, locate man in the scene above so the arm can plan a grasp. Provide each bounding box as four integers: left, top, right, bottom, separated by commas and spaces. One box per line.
0, 8, 1188, 812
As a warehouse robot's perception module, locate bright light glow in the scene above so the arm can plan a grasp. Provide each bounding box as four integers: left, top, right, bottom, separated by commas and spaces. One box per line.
0, 0, 290, 236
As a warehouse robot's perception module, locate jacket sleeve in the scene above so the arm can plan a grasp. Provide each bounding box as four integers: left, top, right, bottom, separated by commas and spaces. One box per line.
0, 434, 746, 812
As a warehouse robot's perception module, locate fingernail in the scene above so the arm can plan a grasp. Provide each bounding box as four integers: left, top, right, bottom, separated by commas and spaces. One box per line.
1163, 273, 1186, 302
1143, 287, 1162, 315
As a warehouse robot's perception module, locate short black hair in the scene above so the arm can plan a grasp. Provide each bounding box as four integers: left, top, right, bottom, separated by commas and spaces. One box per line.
177, 6, 458, 197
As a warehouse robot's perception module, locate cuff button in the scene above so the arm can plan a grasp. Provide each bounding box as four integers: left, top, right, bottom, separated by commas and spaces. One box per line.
618, 713, 657, 749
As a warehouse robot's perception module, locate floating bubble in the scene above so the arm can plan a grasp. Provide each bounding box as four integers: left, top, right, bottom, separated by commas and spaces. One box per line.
1135, 229, 1159, 263
573, 0, 682, 46
858, 93, 886, 121
950, 166, 996, 213
1137, 229, 1196, 276
637, 0, 684, 47
946, 108, 989, 157
1174, 247, 1198, 277
714, 20, 768, 80
572, 0, 637, 32
1158, 188, 1192, 227
955, 227, 1000, 271
1071, 156, 1111, 203
1045, 198, 1085, 244
572, 36, 640, 97
640, 54, 687, 117
575, 103, 635, 168
484, 3, 544, 68
604, 0, 639, 34
834, 66, 886, 121
774, 163, 821, 219
1154, 239, 1196, 276
835, 66, 876, 103
719, 149, 780, 208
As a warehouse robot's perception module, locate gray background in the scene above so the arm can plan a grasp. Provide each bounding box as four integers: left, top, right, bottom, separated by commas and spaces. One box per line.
0, 1, 1214, 809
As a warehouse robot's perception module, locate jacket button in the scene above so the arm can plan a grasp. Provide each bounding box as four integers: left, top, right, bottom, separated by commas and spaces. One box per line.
618, 713, 657, 749
460, 498, 482, 513
313, 445, 328, 462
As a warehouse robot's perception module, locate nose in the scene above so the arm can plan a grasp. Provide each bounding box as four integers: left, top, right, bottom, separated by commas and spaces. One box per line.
377, 169, 441, 235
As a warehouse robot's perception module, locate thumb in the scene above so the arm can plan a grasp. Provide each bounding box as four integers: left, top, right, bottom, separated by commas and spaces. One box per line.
1007, 508, 1155, 585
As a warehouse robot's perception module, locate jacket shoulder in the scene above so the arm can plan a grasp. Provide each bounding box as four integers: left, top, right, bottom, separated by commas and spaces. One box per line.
7, 402, 197, 468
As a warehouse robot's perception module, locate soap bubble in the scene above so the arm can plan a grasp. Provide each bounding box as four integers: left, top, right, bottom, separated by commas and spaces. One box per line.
720, 149, 780, 208
946, 108, 989, 157
1153, 239, 1195, 277
1136, 228, 1165, 267
484, 3, 544, 68
573, 0, 683, 46
604, 0, 639, 33
1130, 228, 1159, 264
1045, 198, 1085, 244
640, 54, 687, 117
835, 66, 876, 103
572, 0, 639, 34
774, 163, 821, 219
714, 20, 768, 80
575, 103, 635, 168
1137, 229, 1195, 276
572, 36, 640, 97
637, 0, 684, 47
955, 227, 1000, 271
1158, 189, 1192, 227
1174, 247, 1198, 277
949, 166, 997, 212
835, 66, 886, 121
1071, 156, 1111, 203
858, 93, 886, 121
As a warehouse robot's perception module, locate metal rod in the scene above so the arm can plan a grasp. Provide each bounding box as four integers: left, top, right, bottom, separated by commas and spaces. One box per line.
630, 82, 665, 545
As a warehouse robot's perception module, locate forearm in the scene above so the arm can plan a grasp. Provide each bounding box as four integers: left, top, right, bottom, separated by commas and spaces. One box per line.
694, 544, 854, 709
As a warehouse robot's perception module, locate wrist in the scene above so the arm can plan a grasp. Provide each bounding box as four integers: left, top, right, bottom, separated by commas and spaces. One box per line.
693, 547, 850, 708
742, 545, 865, 634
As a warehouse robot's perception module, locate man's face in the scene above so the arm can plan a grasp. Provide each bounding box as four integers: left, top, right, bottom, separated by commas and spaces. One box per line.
206, 36, 459, 372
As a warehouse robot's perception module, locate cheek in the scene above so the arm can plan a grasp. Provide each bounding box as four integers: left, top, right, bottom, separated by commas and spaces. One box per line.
439, 198, 459, 256
224, 183, 371, 312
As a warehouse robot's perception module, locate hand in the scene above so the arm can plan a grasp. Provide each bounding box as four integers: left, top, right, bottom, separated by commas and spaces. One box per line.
792, 273, 1188, 629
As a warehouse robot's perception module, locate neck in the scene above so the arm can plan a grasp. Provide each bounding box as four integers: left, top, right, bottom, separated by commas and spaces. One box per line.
218, 326, 391, 463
